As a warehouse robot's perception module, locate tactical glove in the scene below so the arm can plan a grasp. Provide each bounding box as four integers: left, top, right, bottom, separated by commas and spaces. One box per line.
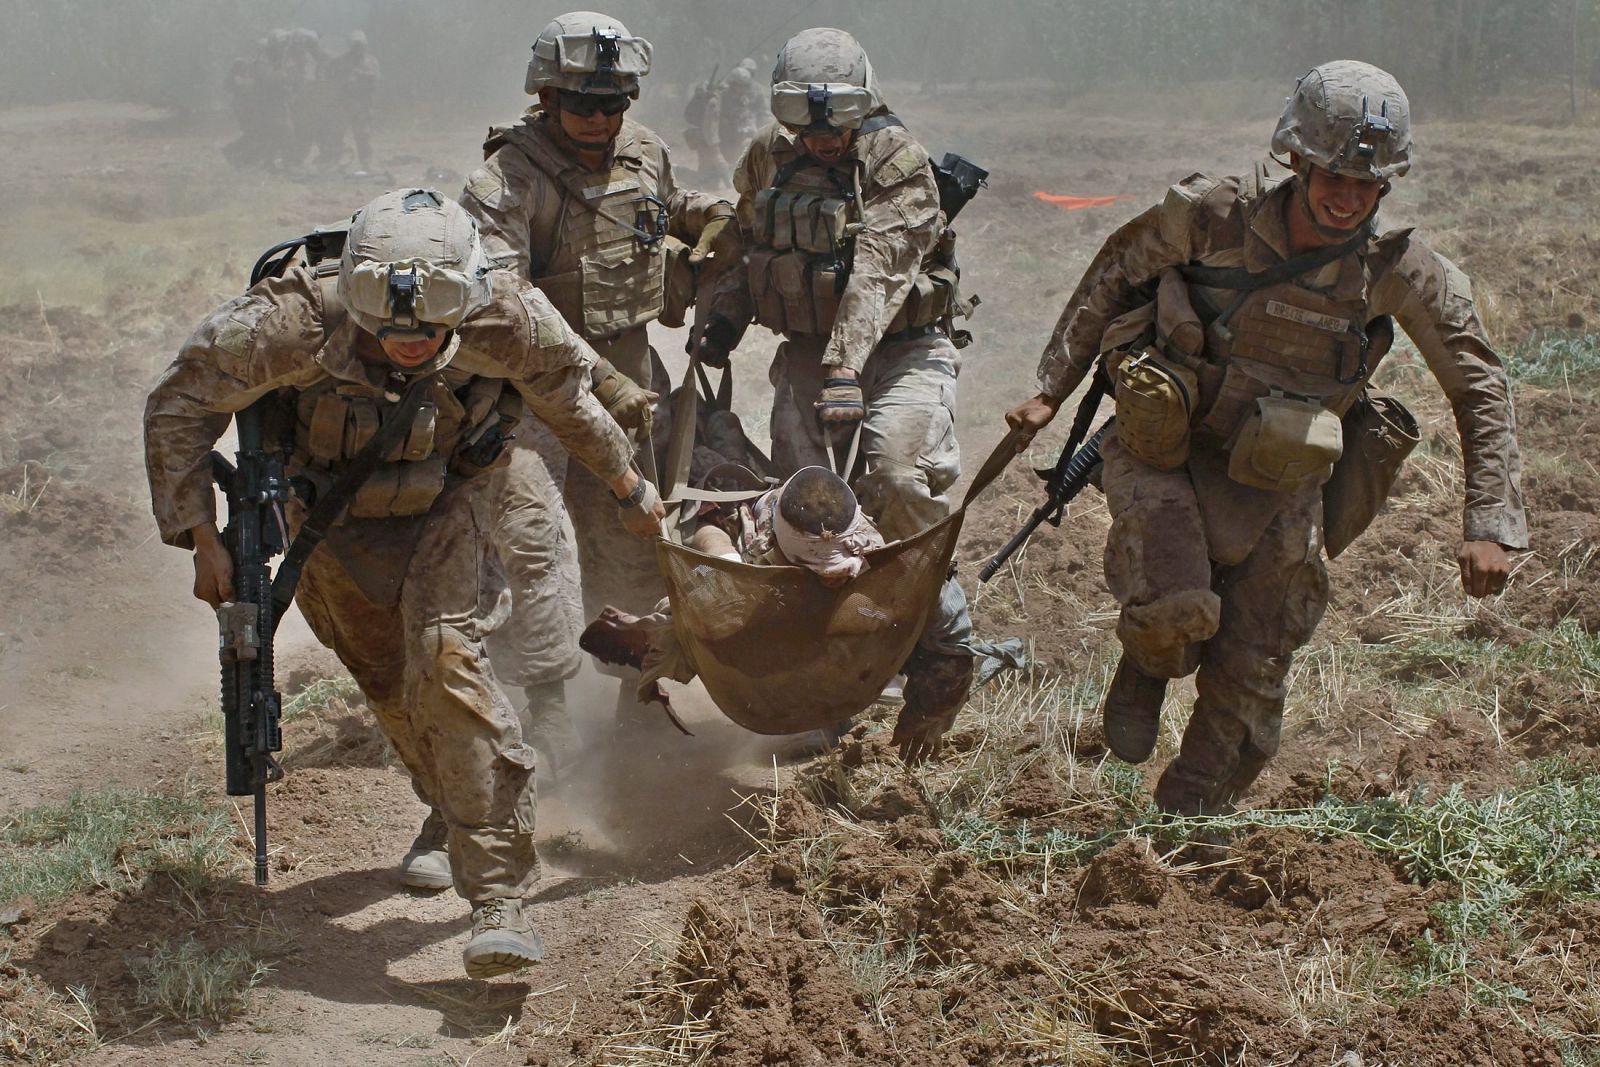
592, 361, 657, 433
815, 375, 866, 424
689, 211, 741, 273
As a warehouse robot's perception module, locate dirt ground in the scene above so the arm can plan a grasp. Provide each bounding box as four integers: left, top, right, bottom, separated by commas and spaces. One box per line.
2, 78, 1599, 1067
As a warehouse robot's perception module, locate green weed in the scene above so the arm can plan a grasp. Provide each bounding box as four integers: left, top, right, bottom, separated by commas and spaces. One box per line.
1504, 332, 1600, 385
0, 784, 242, 906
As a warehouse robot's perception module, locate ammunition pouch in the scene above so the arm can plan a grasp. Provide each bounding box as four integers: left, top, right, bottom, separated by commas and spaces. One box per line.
1226, 391, 1344, 493
1111, 346, 1198, 470
1323, 392, 1419, 557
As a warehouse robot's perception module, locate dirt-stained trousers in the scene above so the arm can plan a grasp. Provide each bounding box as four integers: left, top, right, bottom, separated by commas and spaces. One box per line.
1099, 433, 1331, 813
293, 477, 539, 901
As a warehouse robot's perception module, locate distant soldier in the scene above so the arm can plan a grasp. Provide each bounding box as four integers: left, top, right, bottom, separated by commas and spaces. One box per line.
682, 71, 723, 184
144, 189, 663, 976
334, 30, 382, 173
716, 59, 763, 169
1005, 61, 1527, 817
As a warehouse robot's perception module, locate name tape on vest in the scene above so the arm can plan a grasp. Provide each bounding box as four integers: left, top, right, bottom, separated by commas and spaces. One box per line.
1265, 300, 1350, 334
583, 176, 641, 200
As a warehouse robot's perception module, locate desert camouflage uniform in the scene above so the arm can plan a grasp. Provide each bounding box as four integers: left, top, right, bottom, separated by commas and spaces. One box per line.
460, 114, 731, 701
1039, 170, 1528, 813
720, 119, 961, 539
144, 265, 632, 900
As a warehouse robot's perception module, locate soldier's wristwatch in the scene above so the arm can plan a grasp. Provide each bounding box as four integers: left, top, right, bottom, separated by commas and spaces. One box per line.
614, 479, 649, 508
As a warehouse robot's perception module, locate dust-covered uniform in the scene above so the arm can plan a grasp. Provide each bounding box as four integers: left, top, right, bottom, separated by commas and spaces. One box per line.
144, 264, 632, 900
717, 116, 962, 539
460, 112, 732, 691
1039, 169, 1528, 812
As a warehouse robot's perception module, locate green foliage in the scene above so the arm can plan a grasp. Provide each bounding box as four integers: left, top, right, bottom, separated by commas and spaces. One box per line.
1504, 332, 1600, 385
0, 785, 242, 906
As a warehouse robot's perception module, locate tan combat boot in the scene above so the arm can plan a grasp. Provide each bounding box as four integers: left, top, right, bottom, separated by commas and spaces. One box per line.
397, 810, 452, 891
463, 897, 545, 979
1101, 656, 1168, 764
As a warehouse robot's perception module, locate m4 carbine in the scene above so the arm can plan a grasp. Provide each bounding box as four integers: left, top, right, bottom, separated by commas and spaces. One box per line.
979, 383, 1111, 583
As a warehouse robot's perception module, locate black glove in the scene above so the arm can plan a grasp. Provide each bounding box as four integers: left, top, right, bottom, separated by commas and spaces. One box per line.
691, 313, 743, 369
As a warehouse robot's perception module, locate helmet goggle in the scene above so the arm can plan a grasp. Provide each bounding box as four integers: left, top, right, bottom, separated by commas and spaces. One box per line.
1327, 96, 1397, 175
545, 29, 650, 92
558, 88, 631, 117
344, 259, 480, 340
771, 81, 875, 132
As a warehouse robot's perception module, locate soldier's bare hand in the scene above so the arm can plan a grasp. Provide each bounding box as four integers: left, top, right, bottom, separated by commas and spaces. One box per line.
614, 475, 665, 539
1458, 540, 1510, 598
191, 522, 235, 608
1005, 393, 1063, 451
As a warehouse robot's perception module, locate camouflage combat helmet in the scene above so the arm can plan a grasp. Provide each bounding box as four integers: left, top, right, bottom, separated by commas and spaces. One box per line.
1271, 60, 1412, 180
778, 466, 859, 537
337, 188, 492, 353
524, 11, 652, 97
770, 27, 882, 131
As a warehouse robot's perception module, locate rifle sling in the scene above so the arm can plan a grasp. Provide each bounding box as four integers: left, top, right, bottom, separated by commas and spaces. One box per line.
1176, 224, 1370, 291
269, 374, 434, 625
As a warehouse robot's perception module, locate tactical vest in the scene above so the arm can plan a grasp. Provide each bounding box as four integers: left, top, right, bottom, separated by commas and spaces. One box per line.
485, 117, 666, 341
286, 268, 520, 520
745, 117, 959, 339
1180, 172, 1390, 447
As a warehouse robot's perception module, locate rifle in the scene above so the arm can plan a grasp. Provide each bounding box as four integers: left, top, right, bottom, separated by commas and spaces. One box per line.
979, 381, 1112, 583
210, 400, 289, 886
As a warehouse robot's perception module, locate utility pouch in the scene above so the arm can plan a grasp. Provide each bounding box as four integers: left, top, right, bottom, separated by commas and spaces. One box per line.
1112, 346, 1198, 470
349, 454, 446, 518
658, 237, 694, 329
1226, 391, 1344, 493
746, 248, 787, 333
809, 261, 842, 334
1323, 393, 1419, 557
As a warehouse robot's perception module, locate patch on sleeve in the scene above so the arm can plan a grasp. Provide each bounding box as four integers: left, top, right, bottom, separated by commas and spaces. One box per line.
535, 313, 568, 349
213, 295, 275, 359
876, 144, 927, 187
465, 170, 506, 206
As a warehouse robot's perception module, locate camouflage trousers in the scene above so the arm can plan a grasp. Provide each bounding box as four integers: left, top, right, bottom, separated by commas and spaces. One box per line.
488, 328, 666, 692
1100, 434, 1330, 813
293, 477, 539, 900
484, 410, 583, 689
769, 331, 961, 541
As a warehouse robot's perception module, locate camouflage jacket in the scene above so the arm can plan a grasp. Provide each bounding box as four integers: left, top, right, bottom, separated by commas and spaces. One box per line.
1038, 171, 1527, 549
144, 264, 632, 548
719, 117, 943, 372
460, 111, 729, 284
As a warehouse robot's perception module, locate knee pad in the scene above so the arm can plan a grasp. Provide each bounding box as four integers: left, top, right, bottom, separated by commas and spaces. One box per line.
1118, 587, 1221, 678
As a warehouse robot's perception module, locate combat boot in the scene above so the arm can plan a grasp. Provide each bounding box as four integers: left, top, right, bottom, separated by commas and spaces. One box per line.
1101, 656, 1168, 764
397, 810, 452, 891
463, 897, 545, 979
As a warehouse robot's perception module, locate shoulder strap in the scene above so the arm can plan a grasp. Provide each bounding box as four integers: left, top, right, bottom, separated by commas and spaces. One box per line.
268, 374, 435, 626
857, 112, 905, 135
1177, 223, 1371, 291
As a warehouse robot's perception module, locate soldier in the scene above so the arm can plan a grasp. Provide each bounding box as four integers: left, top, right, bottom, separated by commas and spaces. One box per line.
1005, 61, 1527, 817
695, 27, 993, 761
144, 189, 664, 977
334, 30, 381, 173
716, 59, 764, 172
458, 11, 738, 761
